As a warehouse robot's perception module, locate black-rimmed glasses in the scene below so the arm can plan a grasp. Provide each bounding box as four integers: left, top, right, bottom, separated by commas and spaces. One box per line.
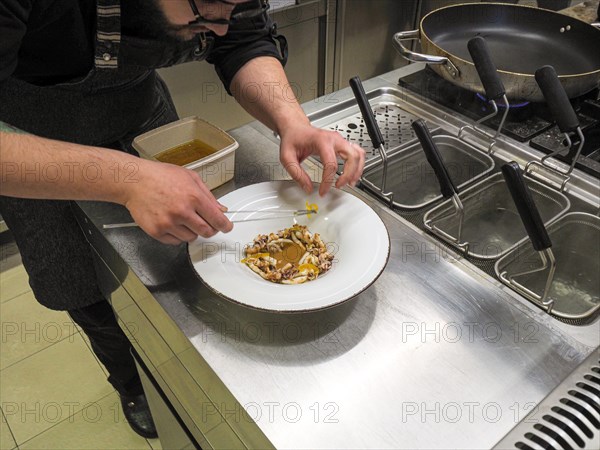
187, 0, 268, 25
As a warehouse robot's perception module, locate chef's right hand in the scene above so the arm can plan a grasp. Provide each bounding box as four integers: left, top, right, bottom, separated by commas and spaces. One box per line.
122, 159, 233, 245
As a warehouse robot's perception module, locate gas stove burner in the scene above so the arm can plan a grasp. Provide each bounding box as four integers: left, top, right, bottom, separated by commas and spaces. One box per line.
475, 93, 530, 109
475, 92, 536, 127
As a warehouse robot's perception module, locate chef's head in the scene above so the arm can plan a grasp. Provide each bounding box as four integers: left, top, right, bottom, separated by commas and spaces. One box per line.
159, 0, 265, 38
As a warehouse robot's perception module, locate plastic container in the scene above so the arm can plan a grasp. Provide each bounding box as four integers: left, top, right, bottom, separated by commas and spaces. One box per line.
132, 116, 238, 190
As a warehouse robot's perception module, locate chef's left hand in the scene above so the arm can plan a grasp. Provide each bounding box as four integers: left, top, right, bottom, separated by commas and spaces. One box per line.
279, 124, 366, 196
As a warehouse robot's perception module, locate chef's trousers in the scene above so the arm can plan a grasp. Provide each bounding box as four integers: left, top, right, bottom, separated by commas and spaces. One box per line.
0, 74, 179, 397
68, 300, 144, 396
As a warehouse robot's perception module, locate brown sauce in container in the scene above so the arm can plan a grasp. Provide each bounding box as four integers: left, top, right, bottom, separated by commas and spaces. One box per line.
155, 139, 217, 166
270, 242, 305, 269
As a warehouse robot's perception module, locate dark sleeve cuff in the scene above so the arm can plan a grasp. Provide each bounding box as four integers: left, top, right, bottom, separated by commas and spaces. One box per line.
206, 11, 288, 95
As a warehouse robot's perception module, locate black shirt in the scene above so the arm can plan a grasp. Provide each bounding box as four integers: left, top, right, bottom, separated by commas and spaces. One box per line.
0, 0, 96, 85
0, 0, 286, 89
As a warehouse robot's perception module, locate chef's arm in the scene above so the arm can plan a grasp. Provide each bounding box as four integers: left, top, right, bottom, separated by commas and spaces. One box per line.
0, 123, 232, 243
229, 56, 365, 196
1, 124, 142, 203
229, 56, 309, 134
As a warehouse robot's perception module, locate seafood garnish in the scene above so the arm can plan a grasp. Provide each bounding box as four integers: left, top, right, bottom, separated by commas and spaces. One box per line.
242, 225, 334, 284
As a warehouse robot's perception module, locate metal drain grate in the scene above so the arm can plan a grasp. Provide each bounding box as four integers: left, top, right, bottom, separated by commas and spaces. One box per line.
494, 349, 600, 450
328, 103, 422, 161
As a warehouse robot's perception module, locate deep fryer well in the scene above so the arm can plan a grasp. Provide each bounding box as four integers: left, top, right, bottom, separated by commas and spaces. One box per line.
311, 86, 599, 324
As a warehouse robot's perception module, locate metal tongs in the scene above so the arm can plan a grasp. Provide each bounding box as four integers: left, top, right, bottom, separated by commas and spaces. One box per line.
103, 209, 317, 229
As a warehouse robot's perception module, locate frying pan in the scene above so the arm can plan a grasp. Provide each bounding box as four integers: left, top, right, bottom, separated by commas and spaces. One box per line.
393, 2, 600, 101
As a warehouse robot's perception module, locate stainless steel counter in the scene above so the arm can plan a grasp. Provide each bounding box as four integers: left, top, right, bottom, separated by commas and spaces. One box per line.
76, 65, 599, 449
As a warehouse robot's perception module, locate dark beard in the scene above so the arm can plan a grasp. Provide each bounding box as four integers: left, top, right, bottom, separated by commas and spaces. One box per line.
121, 0, 192, 42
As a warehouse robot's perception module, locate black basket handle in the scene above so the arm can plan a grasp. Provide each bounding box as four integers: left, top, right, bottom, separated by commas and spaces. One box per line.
412, 119, 458, 199
349, 76, 384, 149
535, 66, 579, 133
468, 36, 506, 102
502, 162, 552, 252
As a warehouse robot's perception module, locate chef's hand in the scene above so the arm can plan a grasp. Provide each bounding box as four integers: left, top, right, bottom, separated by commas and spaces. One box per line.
122, 159, 233, 245
279, 124, 366, 196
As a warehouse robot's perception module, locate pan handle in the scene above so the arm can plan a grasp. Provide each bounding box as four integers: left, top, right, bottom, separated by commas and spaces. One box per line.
467, 36, 506, 101
392, 31, 449, 65
349, 76, 384, 149
412, 119, 457, 199
535, 66, 579, 134
501, 162, 552, 252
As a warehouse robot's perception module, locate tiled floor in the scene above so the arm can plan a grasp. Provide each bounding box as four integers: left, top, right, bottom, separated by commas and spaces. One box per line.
0, 237, 161, 450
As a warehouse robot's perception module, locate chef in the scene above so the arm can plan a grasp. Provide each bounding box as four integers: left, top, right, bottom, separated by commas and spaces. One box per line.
0, 0, 365, 438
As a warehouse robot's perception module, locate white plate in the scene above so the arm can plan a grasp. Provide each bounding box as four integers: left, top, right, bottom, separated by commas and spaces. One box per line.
188, 181, 390, 312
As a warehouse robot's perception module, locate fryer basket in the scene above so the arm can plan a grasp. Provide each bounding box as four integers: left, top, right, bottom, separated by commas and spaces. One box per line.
495, 212, 600, 321
423, 172, 571, 260
363, 134, 494, 210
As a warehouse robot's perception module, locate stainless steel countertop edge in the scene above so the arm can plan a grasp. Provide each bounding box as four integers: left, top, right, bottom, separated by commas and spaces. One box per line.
76, 64, 600, 449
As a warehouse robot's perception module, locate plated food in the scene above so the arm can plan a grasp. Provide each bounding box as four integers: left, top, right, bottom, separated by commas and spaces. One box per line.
188, 181, 389, 312
242, 225, 334, 284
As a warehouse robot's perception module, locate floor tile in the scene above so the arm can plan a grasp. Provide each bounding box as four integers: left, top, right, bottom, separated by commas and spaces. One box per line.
1, 291, 77, 371
0, 333, 113, 444
0, 408, 17, 450
0, 238, 22, 273
19, 392, 151, 450
0, 266, 30, 304
147, 437, 162, 450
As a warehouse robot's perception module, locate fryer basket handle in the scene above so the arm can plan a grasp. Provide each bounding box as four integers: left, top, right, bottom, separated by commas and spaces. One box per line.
412, 119, 457, 199
349, 76, 385, 149
535, 66, 579, 133
502, 162, 552, 252
467, 36, 506, 101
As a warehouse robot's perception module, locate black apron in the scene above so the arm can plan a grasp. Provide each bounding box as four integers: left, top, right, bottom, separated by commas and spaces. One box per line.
0, 1, 214, 310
